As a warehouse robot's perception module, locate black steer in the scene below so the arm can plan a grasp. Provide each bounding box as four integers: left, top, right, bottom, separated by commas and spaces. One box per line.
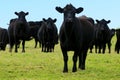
94, 19, 111, 53
37, 17, 58, 52
0, 27, 9, 50
56, 4, 94, 72
115, 29, 120, 54
8, 11, 30, 53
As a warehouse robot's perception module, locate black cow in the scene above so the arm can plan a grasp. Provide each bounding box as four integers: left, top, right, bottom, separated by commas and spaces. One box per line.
79, 16, 95, 53
42, 18, 58, 52
110, 28, 115, 39
8, 11, 31, 53
56, 4, 94, 72
108, 28, 115, 52
37, 17, 58, 52
28, 21, 42, 48
94, 19, 111, 53
115, 29, 120, 54
0, 27, 9, 50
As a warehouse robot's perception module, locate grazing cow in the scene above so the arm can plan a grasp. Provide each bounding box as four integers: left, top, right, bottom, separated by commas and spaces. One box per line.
115, 29, 120, 54
28, 21, 42, 48
0, 27, 9, 50
8, 11, 31, 53
56, 4, 94, 72
94, 19, 111, 53
37, 17, 58, 52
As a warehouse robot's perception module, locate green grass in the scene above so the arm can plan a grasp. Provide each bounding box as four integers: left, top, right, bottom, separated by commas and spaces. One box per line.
0, 36, 120, 80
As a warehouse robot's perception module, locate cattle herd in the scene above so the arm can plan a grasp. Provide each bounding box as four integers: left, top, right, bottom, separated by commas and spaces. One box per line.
0, 4, 120, 72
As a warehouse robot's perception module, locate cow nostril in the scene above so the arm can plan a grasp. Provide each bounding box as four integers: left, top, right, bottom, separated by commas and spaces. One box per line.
69, 19, 72, 22
66, 18, 73, 22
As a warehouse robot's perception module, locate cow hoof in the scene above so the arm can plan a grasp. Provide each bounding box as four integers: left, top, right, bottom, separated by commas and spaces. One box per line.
80, 67, 85, 70
22, 50, 25, 53
9, 50, 12, 52
89, 51, 92, 53
63, 70, 68, 73
79, 65, 85, 70
72, 69, 77, 72
15, 50, 18, 53
22, 51, 25, 53
63, 69, 68, 73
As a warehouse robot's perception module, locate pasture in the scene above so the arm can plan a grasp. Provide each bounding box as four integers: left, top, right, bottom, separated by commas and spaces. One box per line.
0, 36, 120, 80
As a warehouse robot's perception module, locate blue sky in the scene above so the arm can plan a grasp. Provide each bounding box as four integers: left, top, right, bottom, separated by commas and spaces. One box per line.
0, 0, 120, 30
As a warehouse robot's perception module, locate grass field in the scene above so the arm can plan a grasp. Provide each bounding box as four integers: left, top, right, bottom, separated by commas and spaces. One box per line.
0, 36, 120, 80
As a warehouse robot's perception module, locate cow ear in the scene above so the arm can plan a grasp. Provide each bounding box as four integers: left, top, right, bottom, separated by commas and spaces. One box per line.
76, 7, 83, 14
43, 18, 47, 22
15, 12, 18, 15
96, 20, 100, 23
107, 20, 111, 23
55, 7, 63, 13
53, 19, 57, 23
25, 12, 29, 15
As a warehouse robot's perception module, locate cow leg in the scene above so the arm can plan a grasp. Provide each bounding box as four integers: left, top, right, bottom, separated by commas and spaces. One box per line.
50, 43, 54, 52
72, 51, 78, 72
9, 37, 14, 52
79, 50, 87, 70
102, 44, 106, 53
89, 46, 93, 53
9, 43, 14, 52
45, 43, 48, 52
41, 43, 44, 52
47, 42, 50, 52
95, 45, 98, 53
39, 41, 41, 48
78, 53, 82, 69
117, 48, 119, 54
98, 45, 102, 53
52, 44, 55, 52
89, 42, 94, 53
34, 39, 37, 48
62, 49, 68, 73
107, 42, 111, 53
15, 43, 18, 53
1, 45, 6, 51
22, 40, 25, 52
15, 40, 18, 53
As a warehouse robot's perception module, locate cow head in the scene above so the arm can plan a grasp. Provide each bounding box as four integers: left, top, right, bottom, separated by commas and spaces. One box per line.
43, 18, 56, 23
15, 11, 29, 20
96, 19, 110, 26
43, 17, 57, 30
95, 19, 111, 40
56, 4, 83, 22
96, 19, 110, 31
110, 28, 115, 37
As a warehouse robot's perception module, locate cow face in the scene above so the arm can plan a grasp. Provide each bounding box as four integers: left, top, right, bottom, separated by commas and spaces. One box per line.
96, 19, 111, 40
96, 19, 110, 29
15, 11, 29, 20
96, 19, 110, 26
43, 18, 56, 23
43, 17, 57, 30
56, 4, 83, 22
